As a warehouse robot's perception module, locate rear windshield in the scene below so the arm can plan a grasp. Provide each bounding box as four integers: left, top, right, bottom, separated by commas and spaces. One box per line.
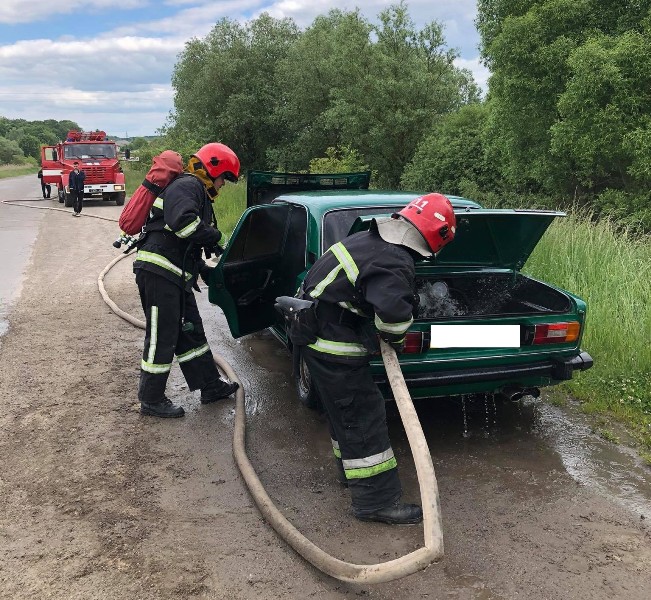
322, 206, 400, 250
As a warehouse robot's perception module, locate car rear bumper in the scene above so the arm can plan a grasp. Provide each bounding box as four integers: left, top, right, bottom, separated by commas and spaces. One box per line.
373, 351, 593, 389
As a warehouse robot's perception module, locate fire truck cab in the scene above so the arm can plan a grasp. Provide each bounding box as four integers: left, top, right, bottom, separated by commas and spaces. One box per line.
40, 130, 126, 207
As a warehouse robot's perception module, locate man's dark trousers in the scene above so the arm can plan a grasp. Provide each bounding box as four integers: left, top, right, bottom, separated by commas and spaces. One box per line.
303, 353, 402, 514
72, 190, 84, 213
136, 270, 221, 403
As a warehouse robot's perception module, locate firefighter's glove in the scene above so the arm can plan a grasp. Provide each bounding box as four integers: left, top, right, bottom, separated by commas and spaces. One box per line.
200, 264, 214, 286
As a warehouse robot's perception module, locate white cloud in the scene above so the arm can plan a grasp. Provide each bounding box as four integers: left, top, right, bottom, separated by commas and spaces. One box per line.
108, 0, 263, 37
0, 0, 150, 24
0, 34, 180, 135
0, 0, 485, 136
0, 36, 183, 91
0, 84, 174, 135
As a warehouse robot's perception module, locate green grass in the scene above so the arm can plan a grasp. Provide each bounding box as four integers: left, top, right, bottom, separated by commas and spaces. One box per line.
0, 164, 38, 179
524, 211, 651, 448
211, 182, 246, 241
123, 162, 144, 197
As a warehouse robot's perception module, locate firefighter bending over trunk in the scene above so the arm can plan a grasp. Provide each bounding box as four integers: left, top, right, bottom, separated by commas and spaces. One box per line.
133, 143, 240, 418
301, 194, 456, 524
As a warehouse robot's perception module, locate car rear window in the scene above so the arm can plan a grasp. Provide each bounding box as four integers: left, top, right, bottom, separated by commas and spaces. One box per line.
322, 206, 400, 250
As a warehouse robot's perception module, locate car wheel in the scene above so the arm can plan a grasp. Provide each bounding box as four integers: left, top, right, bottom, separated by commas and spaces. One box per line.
58, 189, 65, 203
294, 349, 323, 411
115, 192, 126, 206
64, 193, 73, 207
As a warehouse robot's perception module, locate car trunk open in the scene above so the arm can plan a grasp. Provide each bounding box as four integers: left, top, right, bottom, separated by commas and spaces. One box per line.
415, 271, 571, 320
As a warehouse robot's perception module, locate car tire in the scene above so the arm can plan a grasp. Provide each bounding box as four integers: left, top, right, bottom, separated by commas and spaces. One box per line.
58, 189, 65, 203
115, 192, 126, 206
294, 348, 323, 411
64, 193, 73, 208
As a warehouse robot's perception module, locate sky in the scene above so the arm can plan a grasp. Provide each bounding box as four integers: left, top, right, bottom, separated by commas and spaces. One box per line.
0, 0, 488, 138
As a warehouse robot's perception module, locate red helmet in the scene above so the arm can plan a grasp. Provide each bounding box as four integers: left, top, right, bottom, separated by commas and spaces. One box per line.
397, 193, 456, 254
193, 143, 240, 182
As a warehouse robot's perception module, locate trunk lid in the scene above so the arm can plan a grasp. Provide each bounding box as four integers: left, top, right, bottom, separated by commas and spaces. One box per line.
351, 209, 565, 271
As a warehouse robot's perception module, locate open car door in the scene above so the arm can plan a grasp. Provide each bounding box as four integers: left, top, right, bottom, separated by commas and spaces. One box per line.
208, 203, 308, 338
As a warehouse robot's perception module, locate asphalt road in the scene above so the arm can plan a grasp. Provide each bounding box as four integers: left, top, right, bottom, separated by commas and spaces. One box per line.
1, 173, 651, 599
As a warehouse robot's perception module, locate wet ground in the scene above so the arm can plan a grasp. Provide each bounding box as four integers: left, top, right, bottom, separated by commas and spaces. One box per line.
1, 174, 651, 599
0, 178, 44, 338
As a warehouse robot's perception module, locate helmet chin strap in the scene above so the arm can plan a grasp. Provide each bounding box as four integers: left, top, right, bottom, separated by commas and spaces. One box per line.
186, 157, 219, 200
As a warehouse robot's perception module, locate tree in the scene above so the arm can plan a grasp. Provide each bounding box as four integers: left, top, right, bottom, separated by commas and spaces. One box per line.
130, 137, 149, 150
477, 0, 651, 195
327, 2, 479, 187
171, 14, 299, 171
309, 145, 369, 173
269, 9, 374, 171
0, 136, 25, 164
169, 3, 479, 183
18, 134, 41, 160
401, 103, 496, 194
551, 30, 651, 191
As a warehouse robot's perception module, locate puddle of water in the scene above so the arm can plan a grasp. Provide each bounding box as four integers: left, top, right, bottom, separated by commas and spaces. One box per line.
533, 399, 651, 517
411, 393, 651, 517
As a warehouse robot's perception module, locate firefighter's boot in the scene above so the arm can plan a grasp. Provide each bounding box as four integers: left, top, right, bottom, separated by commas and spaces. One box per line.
140, 397, 185, 418
355, 502, 423, 525
200, 379, 239, 404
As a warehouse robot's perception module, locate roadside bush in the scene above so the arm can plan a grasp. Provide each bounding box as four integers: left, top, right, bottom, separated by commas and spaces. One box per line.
401, 103, 494, 195
593, 189, 651, 234
0, 136, 26, 165
309, 145, 370, 174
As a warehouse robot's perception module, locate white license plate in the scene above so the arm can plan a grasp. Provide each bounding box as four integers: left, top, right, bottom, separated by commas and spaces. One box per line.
88, 188, 102, 193
430, 325, 520, 348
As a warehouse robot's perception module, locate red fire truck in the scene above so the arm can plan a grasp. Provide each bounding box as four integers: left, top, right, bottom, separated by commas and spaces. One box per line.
40, 130, 126, 206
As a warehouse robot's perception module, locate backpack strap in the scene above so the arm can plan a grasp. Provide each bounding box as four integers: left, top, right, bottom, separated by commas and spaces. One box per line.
141, 179, 163, 196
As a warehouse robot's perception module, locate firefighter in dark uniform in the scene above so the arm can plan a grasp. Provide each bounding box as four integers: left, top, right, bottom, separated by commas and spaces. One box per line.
301, 194, 457, 524
133, 143, 240, 418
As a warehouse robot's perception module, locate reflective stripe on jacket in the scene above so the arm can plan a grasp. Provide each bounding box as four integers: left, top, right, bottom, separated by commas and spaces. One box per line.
302, 228, 416, 365
133, 174, 221, 290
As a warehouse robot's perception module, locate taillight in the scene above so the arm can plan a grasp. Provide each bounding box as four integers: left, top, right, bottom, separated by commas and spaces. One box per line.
403, 331, 427, 353
533, 322, 580, 345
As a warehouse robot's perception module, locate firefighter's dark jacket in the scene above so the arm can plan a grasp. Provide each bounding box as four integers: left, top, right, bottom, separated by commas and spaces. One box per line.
302, 228, 417, 365
133, 174, 221, 291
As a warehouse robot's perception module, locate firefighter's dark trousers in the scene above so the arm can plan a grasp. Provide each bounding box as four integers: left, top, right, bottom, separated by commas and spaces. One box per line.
72, 189, 84, 213
136, 270, 221, 404
303, 353, 402, 514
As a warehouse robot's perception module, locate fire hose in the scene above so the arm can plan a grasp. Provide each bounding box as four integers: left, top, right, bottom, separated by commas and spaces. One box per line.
4, 199, 445, 582
99, 251, 444, 583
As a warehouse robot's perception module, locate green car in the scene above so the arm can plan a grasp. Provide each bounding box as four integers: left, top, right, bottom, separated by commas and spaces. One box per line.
208, 171, 593, 408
